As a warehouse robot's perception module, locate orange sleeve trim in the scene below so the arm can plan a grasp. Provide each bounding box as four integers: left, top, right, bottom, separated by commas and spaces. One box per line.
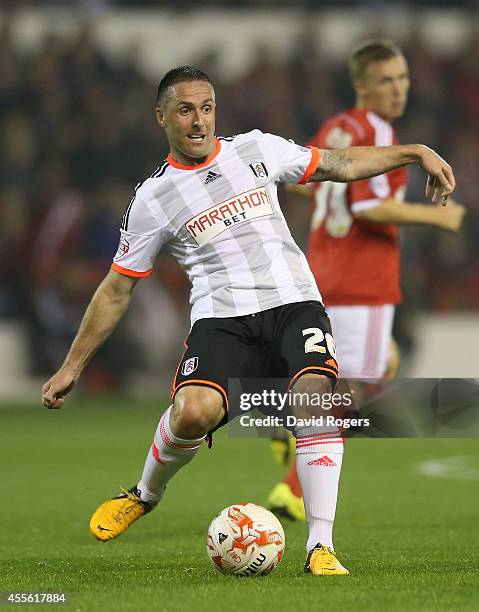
298, 146, 320, 185
288, 365, 338, 390
172, 379, 229, 413
111, 262, 153, 278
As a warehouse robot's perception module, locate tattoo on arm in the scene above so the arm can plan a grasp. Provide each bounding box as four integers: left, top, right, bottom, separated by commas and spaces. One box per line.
310, 150, 352, 182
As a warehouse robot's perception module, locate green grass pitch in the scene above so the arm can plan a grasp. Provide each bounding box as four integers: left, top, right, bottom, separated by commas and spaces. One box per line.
1, 399, 478, 611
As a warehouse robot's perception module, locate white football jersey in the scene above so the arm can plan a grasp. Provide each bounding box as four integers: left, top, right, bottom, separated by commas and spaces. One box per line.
112, 130, 322, 325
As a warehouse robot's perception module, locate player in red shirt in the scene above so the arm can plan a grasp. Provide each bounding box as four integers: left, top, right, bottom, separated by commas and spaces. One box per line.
269, 40, 465, 524
42, 64, 456, 577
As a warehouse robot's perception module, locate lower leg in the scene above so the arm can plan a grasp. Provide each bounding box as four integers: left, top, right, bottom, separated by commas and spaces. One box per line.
137, 405, 205, 503
137, 386, 225, 503
295, 436, 343, 551
290, 374, 344, 552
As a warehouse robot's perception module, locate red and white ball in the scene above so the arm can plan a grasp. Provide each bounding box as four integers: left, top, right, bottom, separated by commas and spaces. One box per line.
206, 503, 285, 576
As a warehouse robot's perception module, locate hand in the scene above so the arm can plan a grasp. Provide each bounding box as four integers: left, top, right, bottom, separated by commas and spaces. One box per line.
42, 367, 79, 409
435, 198, 466, 232
417, 145, 456, 205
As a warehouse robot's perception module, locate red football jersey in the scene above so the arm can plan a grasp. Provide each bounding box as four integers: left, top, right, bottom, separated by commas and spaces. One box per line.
307, 108, 407, 305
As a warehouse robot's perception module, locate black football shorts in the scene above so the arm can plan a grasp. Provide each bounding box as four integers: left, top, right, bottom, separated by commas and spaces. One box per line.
171, 300, 338, 415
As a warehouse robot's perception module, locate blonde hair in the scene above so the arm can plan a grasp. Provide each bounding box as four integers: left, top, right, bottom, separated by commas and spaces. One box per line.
348, 40, 404, 82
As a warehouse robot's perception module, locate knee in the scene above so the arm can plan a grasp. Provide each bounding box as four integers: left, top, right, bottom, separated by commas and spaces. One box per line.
171, 386, 225, 438
291, 373, 334, 418
292, 373, 333, 396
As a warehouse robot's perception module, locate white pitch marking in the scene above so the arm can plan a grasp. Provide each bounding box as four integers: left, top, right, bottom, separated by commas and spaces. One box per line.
416, 455, 479, 481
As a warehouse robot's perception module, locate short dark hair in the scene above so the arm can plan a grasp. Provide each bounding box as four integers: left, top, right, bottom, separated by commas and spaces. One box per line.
348, 40, 404, 82
156, 66, 213, 108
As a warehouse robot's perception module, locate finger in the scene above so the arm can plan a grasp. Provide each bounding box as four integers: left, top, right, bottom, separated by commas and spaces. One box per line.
440, 181, 453, 206
433, 182, 442, 204
43, 392, 52, 404
41, 384, 49, 404
443, 164, 456, 192
429, 176, 440, 202
45, 397, 64, 410
440, 177, 452, 206
436, 167, 454, 193
426, 175, 435, 200
432, 171, 453, 204
43, 387, 55, 403
436, 190, 445, 205
42, 389, 56, 407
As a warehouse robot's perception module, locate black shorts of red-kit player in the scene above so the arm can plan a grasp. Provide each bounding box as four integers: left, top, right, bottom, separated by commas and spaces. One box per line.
170, 301, 339, 439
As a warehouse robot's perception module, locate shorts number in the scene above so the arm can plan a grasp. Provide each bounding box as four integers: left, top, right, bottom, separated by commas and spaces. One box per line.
302, 328, 336, 358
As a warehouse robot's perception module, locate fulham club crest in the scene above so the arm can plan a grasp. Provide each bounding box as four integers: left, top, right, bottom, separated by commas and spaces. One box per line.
116, 237, 130, 256
181, 357, 199, 376
249, 162, 268, 179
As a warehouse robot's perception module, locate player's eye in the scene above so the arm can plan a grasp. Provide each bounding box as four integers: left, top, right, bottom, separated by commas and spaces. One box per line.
203, 105, 212, 113
179, 107, 191, 115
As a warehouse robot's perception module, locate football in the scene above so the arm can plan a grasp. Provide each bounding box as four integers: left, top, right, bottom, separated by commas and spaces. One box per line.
206, 503, 285, 576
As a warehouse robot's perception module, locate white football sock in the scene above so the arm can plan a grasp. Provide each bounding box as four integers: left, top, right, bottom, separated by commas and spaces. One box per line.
295, 429, 344, 552
137, 405, 204, 504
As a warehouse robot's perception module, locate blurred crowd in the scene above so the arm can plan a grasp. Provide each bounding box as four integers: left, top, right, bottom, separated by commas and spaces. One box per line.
0, 15, 477, 386
2, 1, 477, 8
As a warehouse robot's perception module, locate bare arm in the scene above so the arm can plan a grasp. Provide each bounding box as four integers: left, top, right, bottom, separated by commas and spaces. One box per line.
42, 269, 138, 408
355, 197, 465, 232
308, 144, 455, 204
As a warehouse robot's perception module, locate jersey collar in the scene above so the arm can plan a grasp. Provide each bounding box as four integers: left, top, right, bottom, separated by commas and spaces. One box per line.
166, 138, 221, 170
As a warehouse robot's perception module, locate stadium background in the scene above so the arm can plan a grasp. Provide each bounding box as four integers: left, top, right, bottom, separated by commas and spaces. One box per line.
0, 1, 478, 399
1, 3, 478, 611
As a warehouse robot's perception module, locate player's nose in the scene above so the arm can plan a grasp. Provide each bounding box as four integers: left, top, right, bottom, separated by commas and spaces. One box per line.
192, 110, 204, 128
392, 80, 404, 96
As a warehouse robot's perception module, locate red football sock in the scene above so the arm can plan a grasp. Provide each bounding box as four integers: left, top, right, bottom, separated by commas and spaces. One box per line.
283, 461, 303, 497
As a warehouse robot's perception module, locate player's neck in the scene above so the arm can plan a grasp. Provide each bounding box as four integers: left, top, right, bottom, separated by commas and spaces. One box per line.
167, 140, 219, 169
355, 102, 393, 125
170, 151, 209, 166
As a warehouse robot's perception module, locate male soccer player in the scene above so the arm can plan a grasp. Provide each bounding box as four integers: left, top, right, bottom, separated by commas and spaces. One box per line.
42, 66, 455, 576
268, 40, 465, 523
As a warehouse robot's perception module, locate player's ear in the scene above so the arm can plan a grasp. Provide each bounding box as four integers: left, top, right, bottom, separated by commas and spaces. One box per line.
353, 79, 367, 99
156, 107, 166, 128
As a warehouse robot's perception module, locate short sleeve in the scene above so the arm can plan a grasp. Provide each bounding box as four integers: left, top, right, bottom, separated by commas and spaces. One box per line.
111, 190, 168, 278
261, 133, 320, 185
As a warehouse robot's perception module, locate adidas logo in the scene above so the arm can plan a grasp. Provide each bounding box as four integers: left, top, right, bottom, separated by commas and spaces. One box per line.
308, 455, 337, 467
204, 170, 221, 184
